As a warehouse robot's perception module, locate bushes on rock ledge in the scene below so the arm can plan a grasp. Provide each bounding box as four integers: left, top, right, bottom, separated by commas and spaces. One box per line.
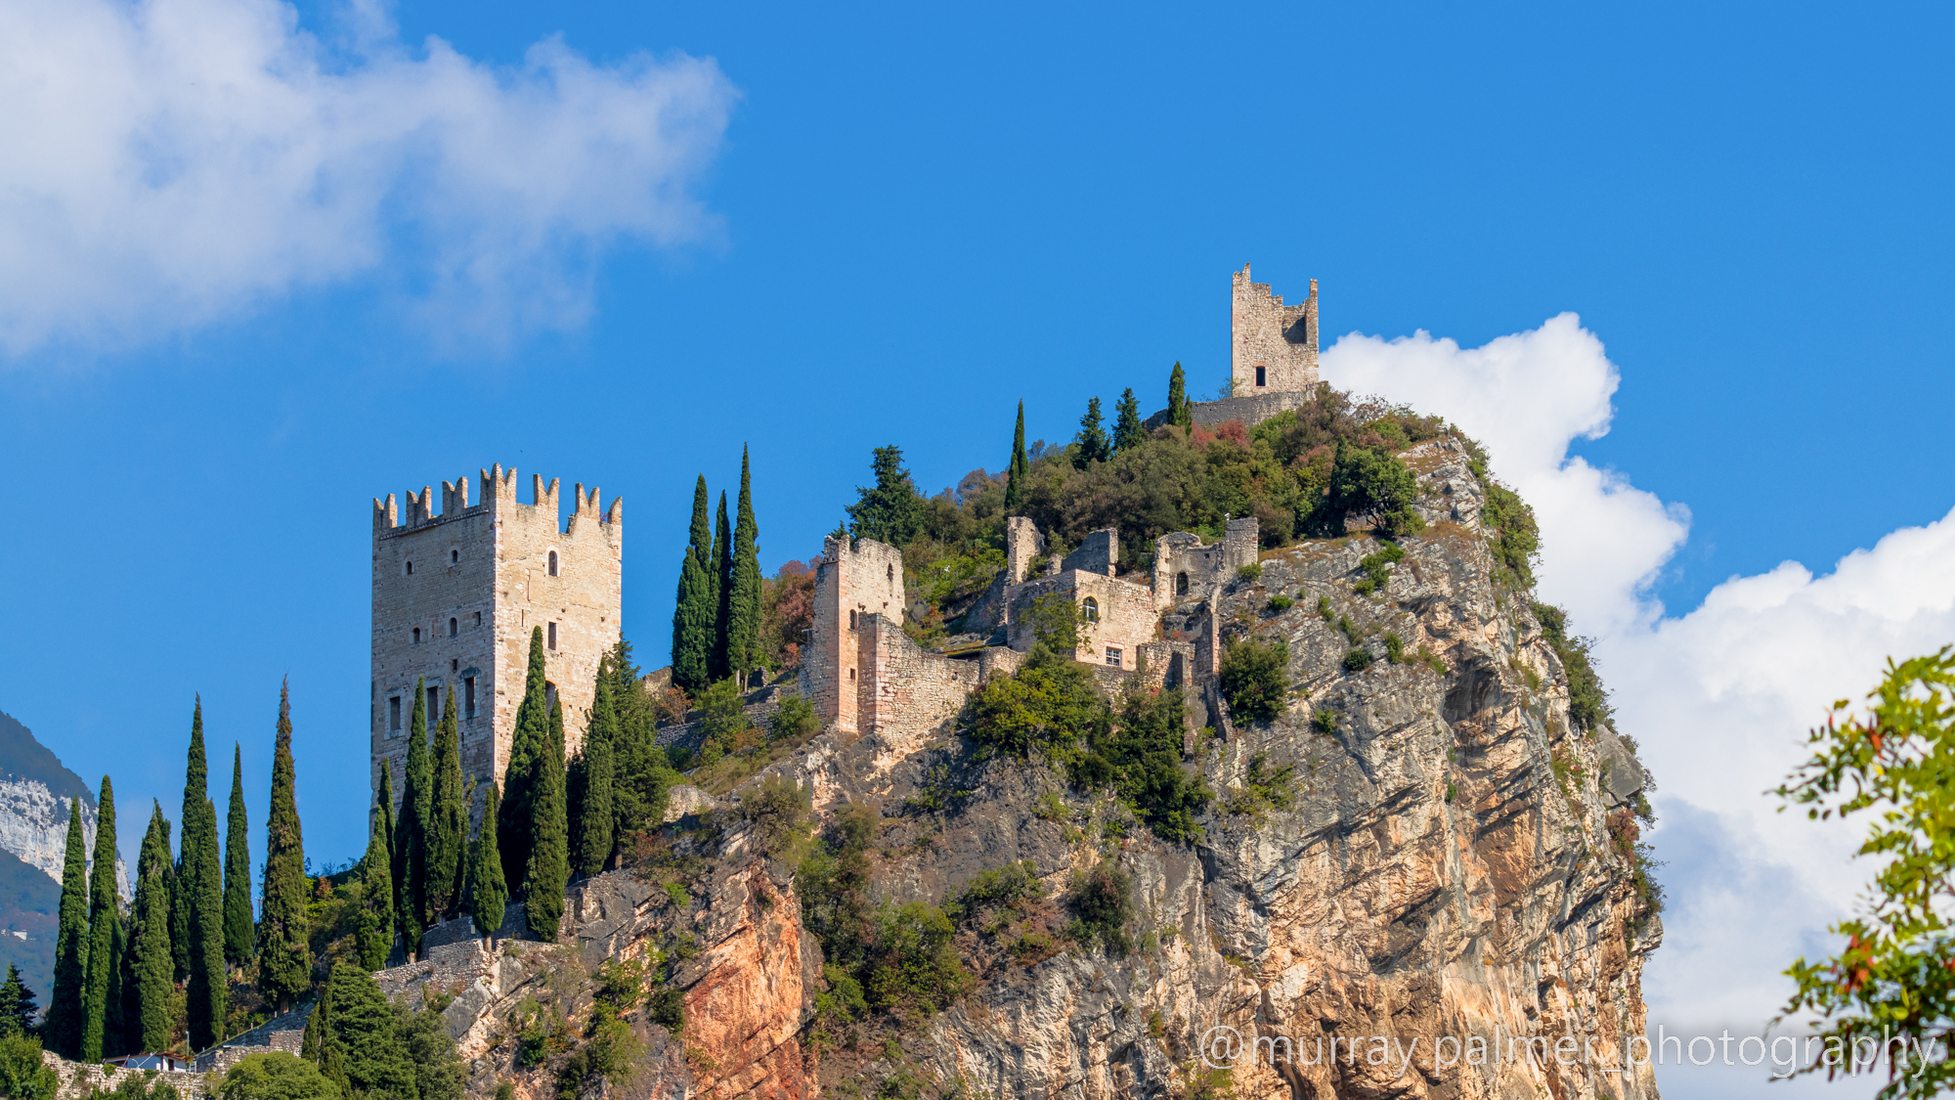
1219, 638, 1289, 724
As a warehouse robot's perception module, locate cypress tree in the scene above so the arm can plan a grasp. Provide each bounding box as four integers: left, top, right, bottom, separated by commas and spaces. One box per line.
394, 682, 431, 956
46, 798, 89, 1057
710, 490, 733, 681
312, 963, 415, 1100
607, 641, 671, 846
80, 775, 118, 1061
725, 445, 764, 682
171, 702, 203, 982
103, 915, 128, 1056
180, 701, 225, 1051
1168, 362, 1191, 429
1073, 396, 1111, 468
355, 791, 395, 971
0, 964, 36, 1039
130, 804, 176, 1053
428, 692, 466, 920
524, 700, 570, 940
257, 681, 311, 1013
222, 743, 253, 968
498, 629, 550, 892
376, 767, 397, 892
1113, 387, 1144, 453
1005, 400, 1028, 511
670, 475, 716, 693
467, 785, 508, 942
571, 665, 616, 878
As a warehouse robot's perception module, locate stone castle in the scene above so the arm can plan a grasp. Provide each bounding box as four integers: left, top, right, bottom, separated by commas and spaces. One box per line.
370, 467, 622, 809
369, 265, 1317, 795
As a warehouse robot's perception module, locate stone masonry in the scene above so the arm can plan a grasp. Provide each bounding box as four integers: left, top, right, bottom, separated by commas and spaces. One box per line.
371, 465, 622, 814
1230, 262, 1318, 395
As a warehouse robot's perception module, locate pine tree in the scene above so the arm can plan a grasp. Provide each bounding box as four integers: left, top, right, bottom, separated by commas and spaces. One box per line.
524, 699, 570, 940
725, 446, 764, 682
1113, 387, 1143, 453
1005, 400, 1029, 511
1168, 362, 1191, 429
310, 963, 415, 1100
427, 692, 466, 920
607, 641, 672, 848
571, 663, 617, 878
710, 490, 733, 681
355, 790, 394, 971
80, 775, 118, 1061
1073, 396, 1111, 468
222, 743, 254, 968
257, 681, 311, 1013
467, 785, 508, 942
394, 681, 431, 956
130, 804, 176, 1053
46, 798, 89, 1057
671, 475, 717, 693
846, 445, 925, 546
0, 964, 36, 1039
498, 629, 550, 892
180, 700, 225, 1051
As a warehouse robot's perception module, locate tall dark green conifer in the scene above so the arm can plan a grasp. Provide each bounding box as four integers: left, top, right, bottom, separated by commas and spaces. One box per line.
257, 681, 311, 1013
467, 785, 508, 941
671, 475, 717, 693
607, 641, 672, 847
311, 963, 415, 1100
427, 692, 466, 920
376, 768, 396, 889
1005, 400, 1029, 510
710, 490, 734, 681
394, 681, 431, 956
80, 776, 118, 1061
1073, 396, 1111, 468
1113, 388, 1143, 452
46, 798, 89, 1057
725, 446, 764, 681
180, 700, 225, 1051
222, 744, 254, 968
130, 804, 176, 1053
846, 445, 925, 546
498, 629, 550, 892
523, 701, 570, 940
355, 790, 394, 971
571, 665, 617, 878
0, 965, 36, 1039
1168, 362, 1191, 429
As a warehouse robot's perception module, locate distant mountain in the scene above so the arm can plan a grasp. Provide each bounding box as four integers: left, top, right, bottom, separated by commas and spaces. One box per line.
0, 708, 120, 1003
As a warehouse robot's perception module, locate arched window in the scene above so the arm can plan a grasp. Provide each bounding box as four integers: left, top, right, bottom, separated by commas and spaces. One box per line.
448, 617, 458, 637
404, 560, 413, 576
1081, 597, 1100, 623
548, 550, 559, 577
887, 564, 895, 582
1175, 572, 1190, 596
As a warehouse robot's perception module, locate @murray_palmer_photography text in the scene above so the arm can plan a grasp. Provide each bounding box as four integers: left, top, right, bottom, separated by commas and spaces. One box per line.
3, 5, 1955, 1100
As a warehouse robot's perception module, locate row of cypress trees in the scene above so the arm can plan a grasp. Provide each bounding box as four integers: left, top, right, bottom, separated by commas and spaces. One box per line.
43, 683, 312, 1059
670, 447, 763, 693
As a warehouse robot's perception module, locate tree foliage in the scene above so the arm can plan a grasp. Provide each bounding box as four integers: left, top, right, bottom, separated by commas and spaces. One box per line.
1775, 648, 1955, 1099
571, 662, 618, 878
80, 775, 118, 1061
1325, 441, 1423, 538
1005, 401, 1028, 511
1167, 362, 1191, 429
129, 804, 177, 1053
427, 692, 467, 921
523, 700, 570, 940
671, 475, 718, 693
1219, 637, 1290, 725
179, 701, 225, 1051
218, 1052, 337, 1100
1532, 603, 1611, 732
466, 784, 508, 940
355, 790, 395, 971
257, 682, 311, 1013
223, 744, 254, 967
0, 965, 39, 1040
46, 798, 89, 1057
0, 1034, 59, 1100
1072, 396, 1111, 469
307, 963, 418, 1100
1112, 387, 1143, 453
725, 445, 765, 680
498, 630, 549, 895
846, 445, 925, 547
395, 679, 432, 954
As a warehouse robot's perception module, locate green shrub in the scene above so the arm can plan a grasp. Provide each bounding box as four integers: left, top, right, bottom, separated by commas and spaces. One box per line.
1219, 638, 1289, 724
1352, 541, 1406, 596
0, 1035, 57, 1100
865, 902, 970, 1017
1483, 481, 1540, 591
691, 678, 748, 764
1336, 614, 1361, 644
217, 1053, 338, 1100
1342, 647, 1375, 673
948, 862, 1042, 930
741, 774, 812, 867
1311, 709, 1337, 734
1316, 595, 1334, 621
1235, 562, 1263, 583
1533, 603, 1611, 731
964, 649, 1108, 762
1325, 443, 1423, 538
768, 693, 821, 742
1266, 594, 1294, 613
1224, 754, 1296, 819
1064, 861, 1133, 955
1384, 633, 1404, 664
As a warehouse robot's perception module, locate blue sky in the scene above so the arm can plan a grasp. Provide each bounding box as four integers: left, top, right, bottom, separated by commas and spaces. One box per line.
1, 3, 1950, 1095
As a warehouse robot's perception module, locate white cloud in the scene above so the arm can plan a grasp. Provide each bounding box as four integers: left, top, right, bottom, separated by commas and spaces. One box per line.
0, 0, 736, 356
1324, 320, 1955, 1100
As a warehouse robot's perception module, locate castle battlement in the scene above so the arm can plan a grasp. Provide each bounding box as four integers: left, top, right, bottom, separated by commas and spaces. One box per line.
1231, 262, 1319, 397
373, 464, 622, 540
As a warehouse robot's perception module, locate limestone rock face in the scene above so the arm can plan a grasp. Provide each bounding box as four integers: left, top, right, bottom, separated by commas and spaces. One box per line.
413, 436, 1658, 1100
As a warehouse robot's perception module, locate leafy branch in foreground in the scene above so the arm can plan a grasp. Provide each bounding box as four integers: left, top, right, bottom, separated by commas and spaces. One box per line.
1775, 646, 1955, 1099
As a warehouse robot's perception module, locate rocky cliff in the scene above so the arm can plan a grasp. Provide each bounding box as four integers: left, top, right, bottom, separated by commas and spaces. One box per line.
403, 434, 1659, 1100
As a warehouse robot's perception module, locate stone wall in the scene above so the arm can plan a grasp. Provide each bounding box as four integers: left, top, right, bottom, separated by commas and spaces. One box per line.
858, 614, 984, 743
46, 1053, 208, 1099
372, 465, 621, 817
1004, 517, 1044, 584
1151, 517, 1258, 608
1230, 262, 1317, 394
801, 535, 906, 735
1060, 528, 1118, 575
1005, 570, 1158, 672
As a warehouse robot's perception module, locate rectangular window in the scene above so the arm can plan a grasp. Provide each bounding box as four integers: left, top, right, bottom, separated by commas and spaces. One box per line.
1104, 646, 1123, 667
472, 611, 483, 629
548, 621, 558, 650
427, 685, 439, 718
464, 676, 477, 719
1255, 365, 1267, 387
388, 695, 402, 733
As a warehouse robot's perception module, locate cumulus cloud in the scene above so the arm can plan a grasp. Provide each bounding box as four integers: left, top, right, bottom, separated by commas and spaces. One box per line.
1324, 320, 1955, 1100
0, 0, 736, 355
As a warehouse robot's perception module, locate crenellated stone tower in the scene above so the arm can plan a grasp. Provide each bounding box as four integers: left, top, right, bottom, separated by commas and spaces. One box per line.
1231, 262, 1319, 395
371, 465, 622, 814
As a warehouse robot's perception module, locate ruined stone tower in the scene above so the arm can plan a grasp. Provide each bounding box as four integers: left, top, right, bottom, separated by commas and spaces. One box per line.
801, 534, 906, 736
1231, 263, 1319, 395
371, 466, 622, 813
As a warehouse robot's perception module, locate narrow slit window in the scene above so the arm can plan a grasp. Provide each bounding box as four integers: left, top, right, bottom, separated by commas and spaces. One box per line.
404, 560, 413, 576
448, 617, 458, 637
388, 696, 402, 733
450, 549, 459, 565
427, 685, 439, 717
547, 621, 558, 650
463, 676, 477, 719
1255, 365, 1267, 387
472, 611, 482, 629
411, 627, 421, 645
548, 550, 559, 577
